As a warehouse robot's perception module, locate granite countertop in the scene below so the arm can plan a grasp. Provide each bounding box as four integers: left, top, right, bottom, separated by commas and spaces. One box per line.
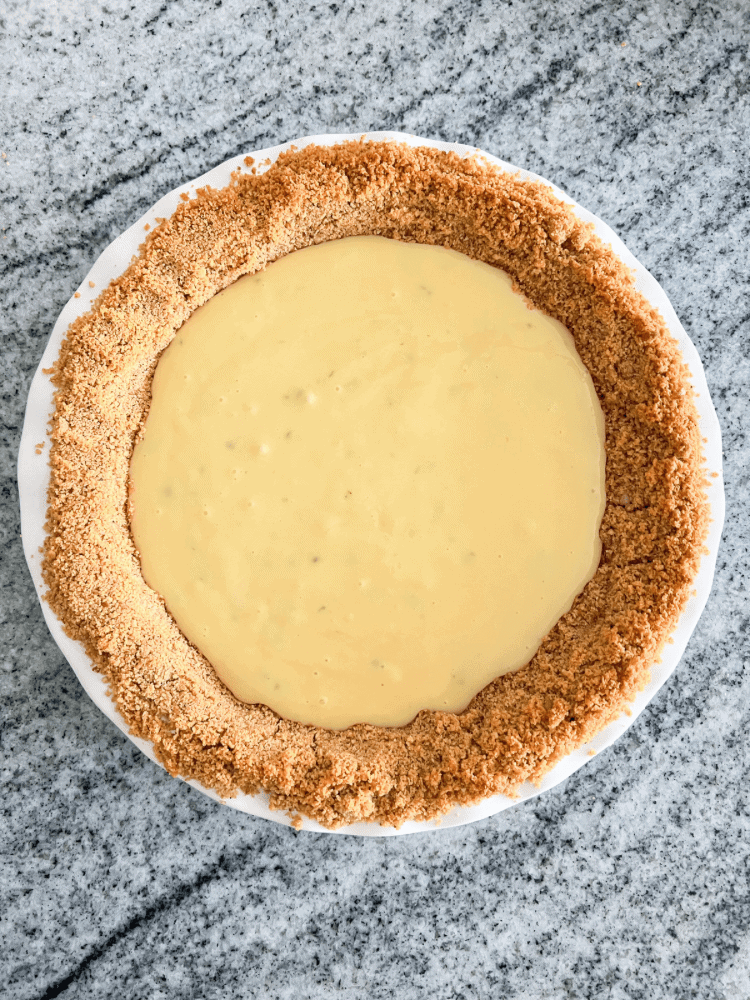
2, 1, 749, 997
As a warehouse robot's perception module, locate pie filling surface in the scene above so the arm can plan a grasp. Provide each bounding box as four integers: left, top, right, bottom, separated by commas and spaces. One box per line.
43, 141, 709, 827
130, 235, 605, 729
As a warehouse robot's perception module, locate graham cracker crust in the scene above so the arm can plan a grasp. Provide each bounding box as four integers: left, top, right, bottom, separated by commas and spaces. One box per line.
42, 141, 710, 828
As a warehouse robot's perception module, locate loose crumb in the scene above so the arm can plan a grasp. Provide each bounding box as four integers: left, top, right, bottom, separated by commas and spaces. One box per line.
88, 280, 96, 288
42, 140, 709, 829
74, 292, 81, 299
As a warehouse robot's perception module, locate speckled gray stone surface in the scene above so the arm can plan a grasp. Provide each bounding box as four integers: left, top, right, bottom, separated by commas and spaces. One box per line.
2, 1, 749, 998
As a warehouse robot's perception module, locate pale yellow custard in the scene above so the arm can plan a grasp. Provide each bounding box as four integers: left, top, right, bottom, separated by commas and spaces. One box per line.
130, 235, 605, 729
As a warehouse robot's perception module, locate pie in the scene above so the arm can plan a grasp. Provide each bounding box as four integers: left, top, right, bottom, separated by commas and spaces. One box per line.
43, 140, 709, 828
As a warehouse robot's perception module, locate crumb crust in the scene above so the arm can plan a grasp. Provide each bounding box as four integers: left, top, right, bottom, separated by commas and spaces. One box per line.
42, 141, 709, 828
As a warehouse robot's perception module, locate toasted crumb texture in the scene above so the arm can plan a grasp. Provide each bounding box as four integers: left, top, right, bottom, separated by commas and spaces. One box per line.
43, 141, 710, 828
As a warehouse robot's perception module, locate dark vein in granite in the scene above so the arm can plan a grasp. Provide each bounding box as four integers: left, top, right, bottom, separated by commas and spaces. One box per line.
33, 841, 282, 999
0, 232, 113, 279
666, 43, 747, 106
142, 0, 183, 33
37, 107, 270, 222
77, 149, 180, 214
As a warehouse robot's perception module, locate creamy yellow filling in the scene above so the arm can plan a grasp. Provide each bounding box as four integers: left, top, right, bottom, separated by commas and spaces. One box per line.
130, 236, 605, 728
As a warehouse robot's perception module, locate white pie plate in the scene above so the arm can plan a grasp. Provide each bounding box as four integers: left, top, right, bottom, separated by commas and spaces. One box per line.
18, 131, 725, 836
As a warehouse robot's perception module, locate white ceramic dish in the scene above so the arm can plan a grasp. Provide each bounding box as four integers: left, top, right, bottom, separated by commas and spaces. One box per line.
18, 131, 725, 836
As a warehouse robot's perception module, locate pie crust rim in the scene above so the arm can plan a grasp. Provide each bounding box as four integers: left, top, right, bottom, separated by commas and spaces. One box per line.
35, 137, 713, 829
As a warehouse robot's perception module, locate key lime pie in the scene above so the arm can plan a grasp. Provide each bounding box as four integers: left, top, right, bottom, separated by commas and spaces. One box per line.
43, 141, 709, 827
